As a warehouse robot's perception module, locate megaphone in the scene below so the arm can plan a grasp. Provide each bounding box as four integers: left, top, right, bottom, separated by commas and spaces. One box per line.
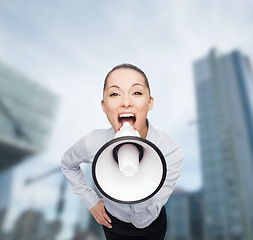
92, 122, 166, 204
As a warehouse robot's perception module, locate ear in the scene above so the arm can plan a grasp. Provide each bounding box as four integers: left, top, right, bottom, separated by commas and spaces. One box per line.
148, 97, 154, 111
101, 100, 106, 113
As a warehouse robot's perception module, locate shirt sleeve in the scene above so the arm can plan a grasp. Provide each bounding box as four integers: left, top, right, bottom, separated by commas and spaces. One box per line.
155, 146, 184, 206
130, 146, 183, 228
61, 136, 101, 210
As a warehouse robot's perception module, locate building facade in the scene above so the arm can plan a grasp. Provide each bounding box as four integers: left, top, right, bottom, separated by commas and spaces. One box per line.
0, 61, 58, 171
166, 189, 203, 240
193, 49, 253, 240
0, 61, 58, 237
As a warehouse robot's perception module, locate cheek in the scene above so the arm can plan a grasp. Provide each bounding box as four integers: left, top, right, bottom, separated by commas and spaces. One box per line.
105, 107, 114, 116
136, 103, 150, 116
103, 102, 117, 115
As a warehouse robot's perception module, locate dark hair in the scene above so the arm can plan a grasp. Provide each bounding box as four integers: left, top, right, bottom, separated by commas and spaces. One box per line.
103, 63, 151, 96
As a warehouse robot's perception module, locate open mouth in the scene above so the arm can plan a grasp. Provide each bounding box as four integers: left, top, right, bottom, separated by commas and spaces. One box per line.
118, 113, 136, 126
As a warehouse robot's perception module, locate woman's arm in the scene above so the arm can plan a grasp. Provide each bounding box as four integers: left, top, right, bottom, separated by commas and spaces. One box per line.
61, 136, 112, 228
61, 137, 101, 210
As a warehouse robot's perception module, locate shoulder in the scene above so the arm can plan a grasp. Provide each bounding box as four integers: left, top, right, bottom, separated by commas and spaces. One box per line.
62, 127, 115, 164
85, 128, 115, 144
147, 124, 183, 157
83, 128, 115, 158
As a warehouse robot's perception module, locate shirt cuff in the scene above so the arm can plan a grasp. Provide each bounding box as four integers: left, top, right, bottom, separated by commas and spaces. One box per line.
80, 193, 102, 210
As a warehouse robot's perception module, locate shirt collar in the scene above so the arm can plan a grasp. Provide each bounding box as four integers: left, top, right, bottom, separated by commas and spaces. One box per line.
146, 119, 154, 141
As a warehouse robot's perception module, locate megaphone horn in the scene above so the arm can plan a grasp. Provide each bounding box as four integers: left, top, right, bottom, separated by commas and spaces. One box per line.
92, 122, 166, 204
113, 142, 144, 177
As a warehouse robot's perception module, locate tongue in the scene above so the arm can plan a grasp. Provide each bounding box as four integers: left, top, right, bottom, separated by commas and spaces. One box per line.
121, 118, 135, 126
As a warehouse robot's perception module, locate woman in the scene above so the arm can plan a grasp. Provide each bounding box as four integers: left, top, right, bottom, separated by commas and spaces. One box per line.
61, 63, 183, 239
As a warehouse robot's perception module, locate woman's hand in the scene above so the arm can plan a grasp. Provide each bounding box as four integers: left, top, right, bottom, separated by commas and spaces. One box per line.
90, 199, 112, 228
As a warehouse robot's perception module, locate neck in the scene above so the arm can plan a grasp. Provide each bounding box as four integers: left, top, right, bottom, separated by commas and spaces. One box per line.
139, 119, 149, 138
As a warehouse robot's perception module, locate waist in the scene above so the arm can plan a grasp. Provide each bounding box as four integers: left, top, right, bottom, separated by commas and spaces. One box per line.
105, 206, 166, 236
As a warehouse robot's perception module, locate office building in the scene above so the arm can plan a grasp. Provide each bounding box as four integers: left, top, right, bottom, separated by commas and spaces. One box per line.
0, 61, 58, 171
11, 210, 47, 240
166, 189, 203, 240
193, 49, 253, 240
0, 61, 58, 236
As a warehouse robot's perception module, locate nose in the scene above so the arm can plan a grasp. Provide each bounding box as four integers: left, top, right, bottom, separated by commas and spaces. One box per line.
121, 95, 132, 108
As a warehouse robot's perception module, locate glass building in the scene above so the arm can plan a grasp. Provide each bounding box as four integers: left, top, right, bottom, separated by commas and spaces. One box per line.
167, 189, 192, 240
166, 189, 203, 240
193, 49, 253, 240
0, 61, 58, 237
0, 61, 58, 171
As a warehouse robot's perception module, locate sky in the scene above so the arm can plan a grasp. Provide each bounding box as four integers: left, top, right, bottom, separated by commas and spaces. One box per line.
0, 0, 253, 238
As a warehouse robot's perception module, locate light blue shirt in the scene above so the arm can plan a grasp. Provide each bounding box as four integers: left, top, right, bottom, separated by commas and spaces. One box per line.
61, 123, 183, 228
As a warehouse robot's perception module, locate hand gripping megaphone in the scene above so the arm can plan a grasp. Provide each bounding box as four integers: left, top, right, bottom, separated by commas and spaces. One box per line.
92, 122, 166, 204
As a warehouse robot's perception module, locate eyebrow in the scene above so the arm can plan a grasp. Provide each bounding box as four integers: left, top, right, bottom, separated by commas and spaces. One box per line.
106, 85, 120, 91
106, 83, 145, 91
132, 83, 145, 88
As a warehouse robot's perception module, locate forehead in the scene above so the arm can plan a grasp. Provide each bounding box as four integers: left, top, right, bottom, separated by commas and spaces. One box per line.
106, 68, 146, 88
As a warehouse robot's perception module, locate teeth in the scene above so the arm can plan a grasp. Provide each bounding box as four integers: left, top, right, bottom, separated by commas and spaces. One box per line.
120, 113, 135, 118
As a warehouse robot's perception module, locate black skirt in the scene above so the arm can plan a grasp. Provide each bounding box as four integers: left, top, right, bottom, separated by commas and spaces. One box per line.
103, 206, 167, 240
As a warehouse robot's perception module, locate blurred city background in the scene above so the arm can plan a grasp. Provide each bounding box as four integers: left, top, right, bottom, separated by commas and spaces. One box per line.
0, 1, 252, 240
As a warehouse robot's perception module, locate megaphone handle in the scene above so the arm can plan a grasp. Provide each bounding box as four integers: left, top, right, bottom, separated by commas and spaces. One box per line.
112, 142, 144, 162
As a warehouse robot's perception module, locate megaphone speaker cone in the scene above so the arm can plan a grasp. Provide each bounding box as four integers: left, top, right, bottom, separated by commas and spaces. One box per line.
92, 136, 166, 204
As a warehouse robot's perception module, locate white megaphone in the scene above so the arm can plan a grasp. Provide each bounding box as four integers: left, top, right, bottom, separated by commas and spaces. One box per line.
92, 122, 166, 204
